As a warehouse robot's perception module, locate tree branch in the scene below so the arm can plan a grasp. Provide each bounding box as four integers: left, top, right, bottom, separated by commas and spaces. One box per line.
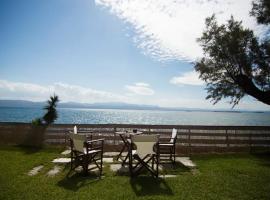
235, 74, 270, 105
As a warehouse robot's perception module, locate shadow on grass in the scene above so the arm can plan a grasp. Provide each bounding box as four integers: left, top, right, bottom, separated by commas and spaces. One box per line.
161, 161, 190, 174
57, 171, 101, 191
15, 145, 43, 154
251, 151, 270, 168
130, 176, 173, 196
114, 165, 130, 176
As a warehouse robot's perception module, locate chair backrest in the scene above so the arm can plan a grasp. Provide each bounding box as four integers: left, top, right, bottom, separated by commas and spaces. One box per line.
131, 134, 159, 158
70, 133, 86, 153
170, 128, 177, 143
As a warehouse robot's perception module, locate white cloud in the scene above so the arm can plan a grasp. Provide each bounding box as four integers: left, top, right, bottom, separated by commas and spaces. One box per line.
134, 82, 150, 87
0, 79, 128, 103
170, 70, 204, 86
125, 82, 154, 95
155, 96, 270, 111
0, 80, 52, 101
1, 79, 269, 111
95, 0, 263, 62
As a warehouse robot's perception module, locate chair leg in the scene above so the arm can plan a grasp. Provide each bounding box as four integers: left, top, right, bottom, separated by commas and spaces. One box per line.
82, 156, 88, 176
70, 151, 74, 170
116, 145, 126, 161
129, 151, 133, 177
173, 146, 176, 164
70, 157, 73, 170
156, 155, 159, 178
133, 155, 159, 178
122, 152, 129, 166
100, 146, 104, 178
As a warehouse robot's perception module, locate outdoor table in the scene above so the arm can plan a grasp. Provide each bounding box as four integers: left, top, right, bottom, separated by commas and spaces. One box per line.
116, 131, 142, 166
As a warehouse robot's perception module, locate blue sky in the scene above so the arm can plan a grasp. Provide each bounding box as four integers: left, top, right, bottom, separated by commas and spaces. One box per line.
0, 0, 269, 110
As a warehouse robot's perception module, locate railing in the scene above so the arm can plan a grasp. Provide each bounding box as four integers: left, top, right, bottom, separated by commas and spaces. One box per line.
0, 122, 270, 154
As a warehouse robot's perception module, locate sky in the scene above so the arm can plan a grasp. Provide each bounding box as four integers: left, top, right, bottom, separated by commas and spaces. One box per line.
0, 0, 269, 111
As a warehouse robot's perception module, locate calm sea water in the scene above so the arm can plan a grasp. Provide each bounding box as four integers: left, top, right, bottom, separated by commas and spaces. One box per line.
0, 107, 270, 126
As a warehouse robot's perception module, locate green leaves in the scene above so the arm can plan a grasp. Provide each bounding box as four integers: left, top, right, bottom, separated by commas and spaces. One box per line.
195, 8, 270, 107
43, 95, 59, 125
250, 0, 270, 25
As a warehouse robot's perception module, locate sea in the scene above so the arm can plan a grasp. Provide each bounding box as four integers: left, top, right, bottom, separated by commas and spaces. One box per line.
0, 107, 270, 126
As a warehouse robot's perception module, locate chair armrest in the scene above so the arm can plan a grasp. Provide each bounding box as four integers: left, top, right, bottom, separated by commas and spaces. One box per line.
158, 142, 173, 145
159, 137, 177, 141
86, 139, 105, 144
85, 139, 104, 151
86, 135, 92, 140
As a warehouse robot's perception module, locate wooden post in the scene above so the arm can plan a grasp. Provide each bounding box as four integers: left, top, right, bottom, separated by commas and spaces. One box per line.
249, 131, 252, 153
64, 129, 67, 146
188, 129, 191, 156
226, 129, 229, 152
114, 127, 117, 145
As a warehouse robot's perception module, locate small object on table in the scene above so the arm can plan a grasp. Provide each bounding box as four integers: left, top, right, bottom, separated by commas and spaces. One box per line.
74, 125, 77, 134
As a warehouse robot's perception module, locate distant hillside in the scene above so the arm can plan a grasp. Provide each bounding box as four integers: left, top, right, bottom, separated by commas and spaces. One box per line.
0, 99, 266, 113
0, 100, 160, 110
0, 100, 45, 107
59, 101, 160, 110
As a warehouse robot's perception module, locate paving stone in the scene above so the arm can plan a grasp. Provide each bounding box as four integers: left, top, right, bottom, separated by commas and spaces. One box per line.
75, 164, 99, 172
74, 166, 83, 172
160, 163, 174, 170
176, 157, 196, 168
110, 164, 121, 172
110, 163, 163, 173
47, 166, 62, 177
191, 168, 200, 175
61, 150, 71, 155
28, 165, 44, 176
103, 152, 120, 157
52, 158, 71, 164
110, 164, 129, 173
103, 157, 114, 163
160, 174, 177, 178
118, 152, 128, 157
88, 164, 99, 171
153, 164, 163, 171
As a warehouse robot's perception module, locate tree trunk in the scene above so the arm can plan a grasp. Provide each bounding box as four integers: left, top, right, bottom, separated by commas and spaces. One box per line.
236, 75, 270, 105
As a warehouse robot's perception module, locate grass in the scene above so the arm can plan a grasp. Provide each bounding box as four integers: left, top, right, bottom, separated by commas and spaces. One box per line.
0, 145, 270, 200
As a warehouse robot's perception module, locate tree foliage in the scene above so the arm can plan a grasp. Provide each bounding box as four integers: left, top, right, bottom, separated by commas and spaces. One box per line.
195, 1, 270, 107
250, 0, 270, 25
43, 95, 59, 125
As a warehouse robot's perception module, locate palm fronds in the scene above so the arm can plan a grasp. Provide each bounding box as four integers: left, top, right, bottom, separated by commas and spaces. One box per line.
43, 95, 59, 125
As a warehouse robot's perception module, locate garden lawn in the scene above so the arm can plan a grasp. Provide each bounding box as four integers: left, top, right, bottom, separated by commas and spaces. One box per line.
0, 145, 270, 200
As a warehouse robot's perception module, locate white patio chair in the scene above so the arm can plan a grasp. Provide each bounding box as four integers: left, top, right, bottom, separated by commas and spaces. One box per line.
159, 128, 177, 164
69, 133, 104, 177
129, 134, 160, 178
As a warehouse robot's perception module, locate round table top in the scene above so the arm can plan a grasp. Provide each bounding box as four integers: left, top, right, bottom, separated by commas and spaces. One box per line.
115, 131, 143, 135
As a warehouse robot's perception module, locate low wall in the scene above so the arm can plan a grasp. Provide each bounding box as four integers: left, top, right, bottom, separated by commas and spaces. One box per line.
0, 122, 270, 154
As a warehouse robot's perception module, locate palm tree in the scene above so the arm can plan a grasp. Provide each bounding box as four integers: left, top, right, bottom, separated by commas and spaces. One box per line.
43, 95, 59, 125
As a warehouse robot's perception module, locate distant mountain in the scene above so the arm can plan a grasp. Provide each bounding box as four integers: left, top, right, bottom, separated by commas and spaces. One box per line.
59, 101, 160, 110
0, 100, 160, 110
0, 99, 267, 113
0, 100, 45, 108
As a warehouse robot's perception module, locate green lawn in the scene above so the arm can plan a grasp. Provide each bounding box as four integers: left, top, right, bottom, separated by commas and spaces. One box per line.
0, 145, 270, 200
